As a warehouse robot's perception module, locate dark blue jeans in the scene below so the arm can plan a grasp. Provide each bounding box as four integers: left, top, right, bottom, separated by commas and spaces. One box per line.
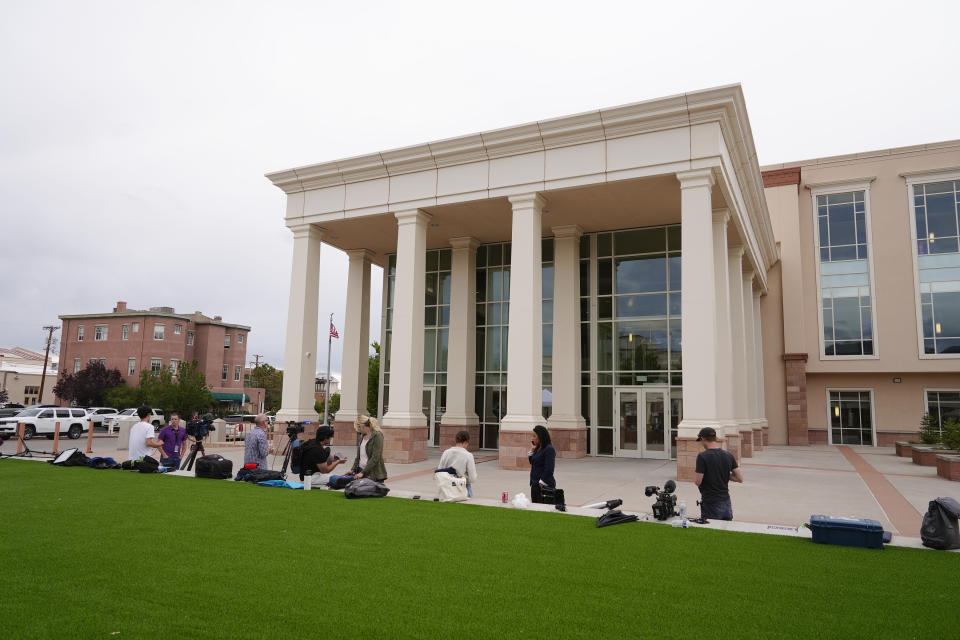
701, 498, 733, 521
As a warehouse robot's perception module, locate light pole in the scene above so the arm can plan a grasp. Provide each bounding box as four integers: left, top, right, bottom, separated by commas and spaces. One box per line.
38, 325, 59, 404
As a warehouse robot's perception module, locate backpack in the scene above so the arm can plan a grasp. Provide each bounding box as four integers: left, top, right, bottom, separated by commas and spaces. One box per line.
921, 497, 960, 550
49, 448, 91, 467
88, 456, 119, 469
120, 458, 142, 471
291, 440, 322, 476
138, 455, 161, 474
195, 454, 233, 480
344, 477, 390, 499
243, 469, 285, 483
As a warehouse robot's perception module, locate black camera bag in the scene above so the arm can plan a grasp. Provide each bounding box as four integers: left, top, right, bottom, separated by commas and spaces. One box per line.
195, 454, 233, 479
921, 497, 960, 550
532, 485, 565, 506
138, 455, 160, 473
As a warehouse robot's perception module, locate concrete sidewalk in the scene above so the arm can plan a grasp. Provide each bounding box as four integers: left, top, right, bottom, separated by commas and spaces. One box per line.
12, 434, 960, 549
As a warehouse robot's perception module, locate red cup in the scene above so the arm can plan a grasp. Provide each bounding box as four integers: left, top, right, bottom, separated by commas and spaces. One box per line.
502, 491, 509, 503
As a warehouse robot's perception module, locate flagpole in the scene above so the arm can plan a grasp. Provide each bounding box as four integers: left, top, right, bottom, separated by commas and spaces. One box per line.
323, 312, 333, 426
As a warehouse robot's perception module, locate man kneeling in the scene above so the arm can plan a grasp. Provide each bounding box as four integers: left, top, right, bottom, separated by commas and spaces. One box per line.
300, 425, 350, 488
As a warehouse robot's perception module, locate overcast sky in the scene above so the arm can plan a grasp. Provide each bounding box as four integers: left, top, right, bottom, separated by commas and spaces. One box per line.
2, 0, 958, 379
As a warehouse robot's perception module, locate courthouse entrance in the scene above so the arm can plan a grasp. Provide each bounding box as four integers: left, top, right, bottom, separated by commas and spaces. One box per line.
614, 387, 670, 459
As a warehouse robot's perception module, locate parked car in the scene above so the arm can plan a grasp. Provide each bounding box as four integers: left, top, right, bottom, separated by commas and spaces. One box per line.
85, 407, 119, 429
105, 408, 165, 432
0, 403, 26, 419
223, 414, 258, 440
0, 407, 90, 440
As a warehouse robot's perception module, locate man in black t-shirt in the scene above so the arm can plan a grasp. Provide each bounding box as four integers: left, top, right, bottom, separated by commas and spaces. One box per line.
299, 425, 349, 486
694, 427, 743, 520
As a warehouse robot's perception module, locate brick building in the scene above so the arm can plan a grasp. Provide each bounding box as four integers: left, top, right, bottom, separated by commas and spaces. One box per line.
57, 301, 260, 410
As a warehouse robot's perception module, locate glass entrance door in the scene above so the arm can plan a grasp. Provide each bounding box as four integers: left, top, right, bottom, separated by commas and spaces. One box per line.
614, 387, 670, 459
422, 387, 438, 446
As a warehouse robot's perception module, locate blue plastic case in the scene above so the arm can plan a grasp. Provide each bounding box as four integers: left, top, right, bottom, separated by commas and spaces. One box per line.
809, 515, 884, 549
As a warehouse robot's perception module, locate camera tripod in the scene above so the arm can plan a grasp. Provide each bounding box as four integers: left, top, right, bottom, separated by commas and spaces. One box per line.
0, 432, 53, 459
179, 439, 206, 471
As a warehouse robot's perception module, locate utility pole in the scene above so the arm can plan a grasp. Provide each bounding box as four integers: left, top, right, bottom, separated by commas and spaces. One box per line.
249, 355, 264, 413
39, 325, 59, 404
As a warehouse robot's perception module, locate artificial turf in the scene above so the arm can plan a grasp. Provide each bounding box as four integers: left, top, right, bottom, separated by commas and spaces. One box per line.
1, 459, 958, 639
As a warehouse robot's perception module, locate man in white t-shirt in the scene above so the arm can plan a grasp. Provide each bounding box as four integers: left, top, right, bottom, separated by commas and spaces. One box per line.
437, 430, 478, 497
129, 406, 164, 460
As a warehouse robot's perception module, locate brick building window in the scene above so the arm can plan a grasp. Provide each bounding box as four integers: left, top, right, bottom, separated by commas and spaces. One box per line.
128, 358, 136, 375
187, 331, 195, 346
122, 324, 129, 340
222, 365, 228, 380
234, 366, 241, 381
224, 334, 231, 348
77, 325, 84, 341
151, 358, 161, 373
99, 358, 106, 366
133, 322, 140, 333
94, 325, 108, 341
174, 324, 182, 335
154, 324, 165, 340
171, 359, 179, 375
74, 358, 81, 373
237, 333, 244, 344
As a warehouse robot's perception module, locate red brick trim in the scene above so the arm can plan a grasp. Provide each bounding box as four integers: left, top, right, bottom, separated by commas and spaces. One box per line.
782, 352, 808, 362
762, 167, 801, 188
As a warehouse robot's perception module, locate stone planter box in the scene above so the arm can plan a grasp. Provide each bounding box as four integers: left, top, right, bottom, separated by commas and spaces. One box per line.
912, 445, 960, 466
895, 441, 917, 457
936, 455, 960, 481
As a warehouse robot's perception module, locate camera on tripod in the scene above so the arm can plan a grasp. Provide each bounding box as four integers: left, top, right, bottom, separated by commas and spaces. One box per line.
644, 479, 678, 521
285, 421, 305, 440
186, 414, 215, 440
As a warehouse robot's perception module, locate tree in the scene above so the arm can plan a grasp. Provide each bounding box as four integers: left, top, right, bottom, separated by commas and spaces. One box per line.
104, 361, 214, 415
317, 392, 340, 417
920, 413, 941, 445
0, 388, 8, 403
53, 362, 125, 406
248, 364, 283, 412
367, 341, 380, 415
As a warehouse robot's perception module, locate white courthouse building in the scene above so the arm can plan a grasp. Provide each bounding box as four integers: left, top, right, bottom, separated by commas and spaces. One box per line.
267, 84, 959, 480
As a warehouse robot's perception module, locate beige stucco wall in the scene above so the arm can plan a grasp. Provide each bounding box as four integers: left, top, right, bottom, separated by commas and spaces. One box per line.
1, 371, 55, 405
761, 257, 788, 444
764, 185, 805, 355
793, 145, 960, 373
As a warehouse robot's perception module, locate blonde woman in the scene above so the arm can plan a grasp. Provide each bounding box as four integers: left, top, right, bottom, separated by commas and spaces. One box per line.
351, 415, 387, 482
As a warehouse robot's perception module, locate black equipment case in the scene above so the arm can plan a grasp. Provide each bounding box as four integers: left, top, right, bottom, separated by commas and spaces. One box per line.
195, 454, 233, 479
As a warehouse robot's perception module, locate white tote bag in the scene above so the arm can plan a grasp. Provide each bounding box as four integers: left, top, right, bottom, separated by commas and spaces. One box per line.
434, 471, 468, 502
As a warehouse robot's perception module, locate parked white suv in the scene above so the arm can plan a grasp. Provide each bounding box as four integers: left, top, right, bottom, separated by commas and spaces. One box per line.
86, 407, 119, 429
0, 407, 90, 440
105, 408, 165, 432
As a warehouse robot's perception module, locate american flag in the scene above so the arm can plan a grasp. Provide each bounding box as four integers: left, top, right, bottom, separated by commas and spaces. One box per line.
330, 323, 339, 339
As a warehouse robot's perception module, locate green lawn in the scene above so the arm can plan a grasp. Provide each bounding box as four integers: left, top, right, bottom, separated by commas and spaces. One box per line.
1, 459, 957, 639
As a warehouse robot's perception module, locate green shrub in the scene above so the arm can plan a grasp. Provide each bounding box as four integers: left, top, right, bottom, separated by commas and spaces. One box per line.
919, 413, 941, 445
941, 418, 960, 451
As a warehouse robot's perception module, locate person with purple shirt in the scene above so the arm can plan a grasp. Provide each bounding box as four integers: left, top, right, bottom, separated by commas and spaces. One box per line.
157, 412, 189, 469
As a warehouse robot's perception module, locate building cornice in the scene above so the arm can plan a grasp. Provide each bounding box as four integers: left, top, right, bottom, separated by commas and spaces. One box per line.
58, 312, 250, 332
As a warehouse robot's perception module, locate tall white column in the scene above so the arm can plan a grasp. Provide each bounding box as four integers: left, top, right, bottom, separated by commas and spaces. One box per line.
382, 210, 430, 428
547, 225, 587, 456
753, 288, 768, 429
276, 224, 324, 424
711, 210, 736, 433
728, 246, 749, 428
336, 249, 373, 428
499, 193, 545, 469
440, 237, 480, 447
741, 269, 758, 428
676, 169, 722, 436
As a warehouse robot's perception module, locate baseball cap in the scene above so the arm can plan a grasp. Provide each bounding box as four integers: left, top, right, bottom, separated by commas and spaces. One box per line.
696, 427, 717, 441
315, 425, 335, 441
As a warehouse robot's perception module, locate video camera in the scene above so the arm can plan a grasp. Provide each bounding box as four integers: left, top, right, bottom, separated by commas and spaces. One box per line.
286, 420, 306, 440
186, 414, 215, 439
644, 480, 678, 521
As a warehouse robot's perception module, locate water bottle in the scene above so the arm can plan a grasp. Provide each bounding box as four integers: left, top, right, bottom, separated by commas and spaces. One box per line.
678, 501, 686, 518
304, 473, 312, 490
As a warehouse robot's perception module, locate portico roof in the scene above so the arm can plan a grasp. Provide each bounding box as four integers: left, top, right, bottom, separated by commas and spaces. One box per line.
266, 84, 776, 289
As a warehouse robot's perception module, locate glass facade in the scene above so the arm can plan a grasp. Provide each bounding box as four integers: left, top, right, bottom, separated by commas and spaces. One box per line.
828, 390, 873, 445
382, 223, 682, 455
913, 180, 960, 354
816, 191, 875, 356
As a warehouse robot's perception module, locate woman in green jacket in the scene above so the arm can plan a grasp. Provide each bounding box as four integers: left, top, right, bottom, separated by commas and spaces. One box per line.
351, 415, 387, 482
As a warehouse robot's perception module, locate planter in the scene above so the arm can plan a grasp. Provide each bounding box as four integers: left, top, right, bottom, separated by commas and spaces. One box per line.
912, 445, 960, 467
895, 441, 916, 457
936, 455, 960, 482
